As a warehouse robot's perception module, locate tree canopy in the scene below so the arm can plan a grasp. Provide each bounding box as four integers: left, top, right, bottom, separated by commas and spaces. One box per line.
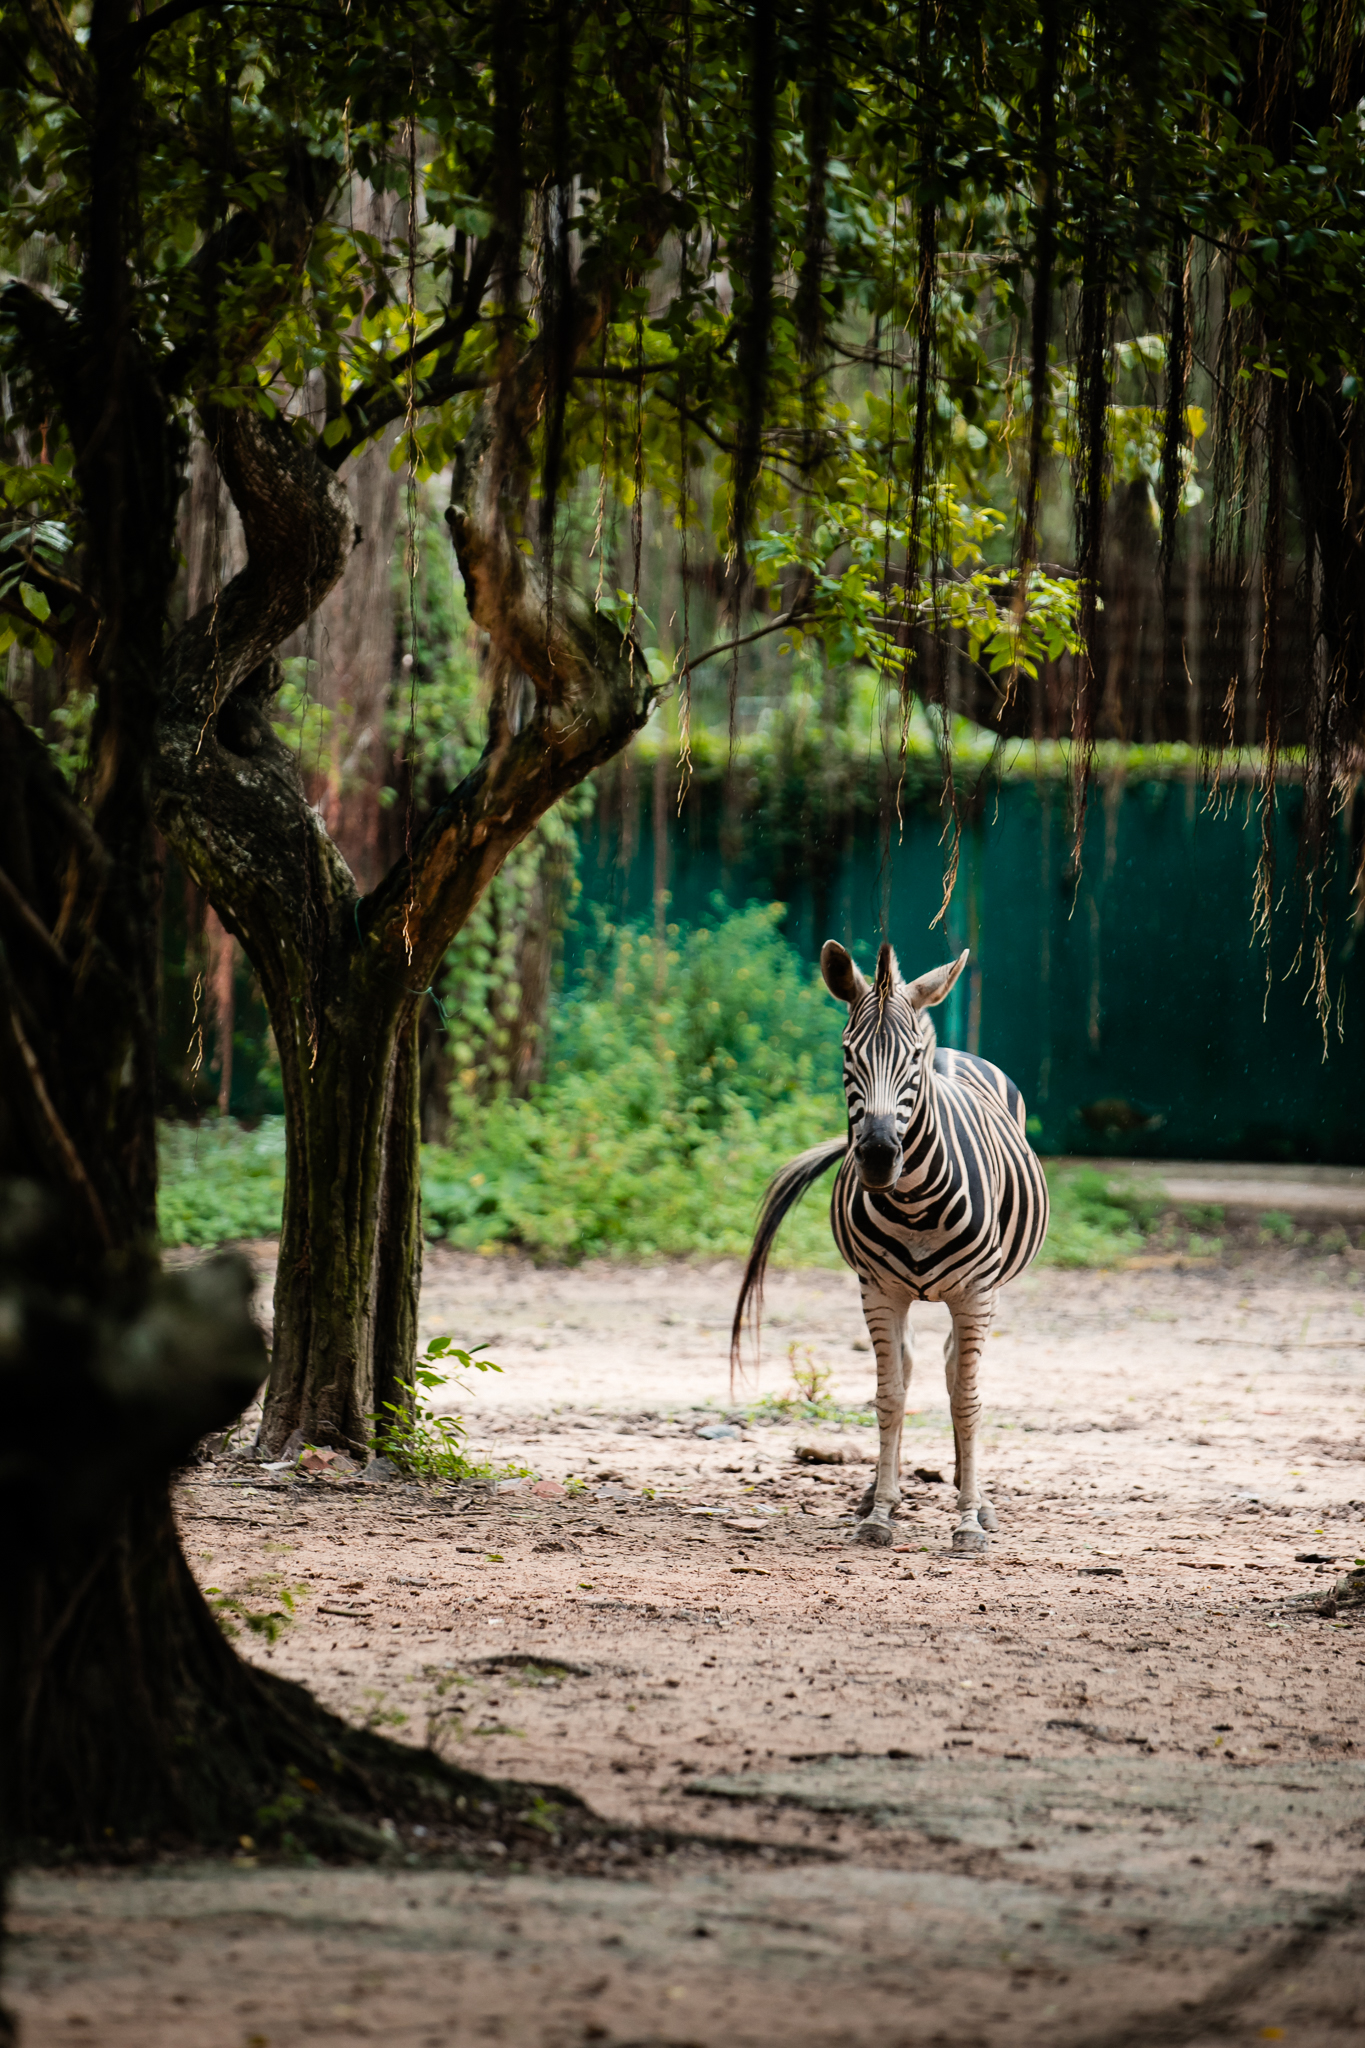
4, 0, 1361, 912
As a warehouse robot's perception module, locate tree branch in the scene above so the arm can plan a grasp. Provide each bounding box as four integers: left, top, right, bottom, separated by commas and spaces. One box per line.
320, 369, 490, 473
0, 861, 71, 975
571, 359, 687, 383
17, 0, 92, 116
681, 604, 808, 676
359, 404, 658, 986
319, 236, 501, 472
349, 184, 683, 981
0, 955, 110, 1249
161, 150, 341, 398
153, 404, 362, 1095
121, 0, 206, 60
163, 401, 355, 732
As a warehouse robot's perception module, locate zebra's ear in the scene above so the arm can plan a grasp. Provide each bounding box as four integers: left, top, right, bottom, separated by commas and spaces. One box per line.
820, 940, 870, 1006
907, 949, 969, 1010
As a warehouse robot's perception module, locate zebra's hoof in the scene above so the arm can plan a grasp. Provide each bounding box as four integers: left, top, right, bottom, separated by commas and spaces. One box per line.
951, 1523, 989, 1555
978, 1502, 999, 1533
854, 1518, 894, 1547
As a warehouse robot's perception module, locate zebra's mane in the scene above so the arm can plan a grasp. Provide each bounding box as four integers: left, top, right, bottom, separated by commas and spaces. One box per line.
873, 942, 900, 1029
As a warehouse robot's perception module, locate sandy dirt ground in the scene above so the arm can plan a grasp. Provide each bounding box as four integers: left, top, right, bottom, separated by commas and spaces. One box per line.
9, 1229, 1365, 2048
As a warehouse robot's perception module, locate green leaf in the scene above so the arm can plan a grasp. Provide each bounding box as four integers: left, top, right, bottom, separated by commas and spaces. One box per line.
18, 582, 50, 623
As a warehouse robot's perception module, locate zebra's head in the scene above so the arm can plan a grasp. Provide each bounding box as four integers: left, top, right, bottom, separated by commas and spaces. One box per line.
820, 939, 969, 1190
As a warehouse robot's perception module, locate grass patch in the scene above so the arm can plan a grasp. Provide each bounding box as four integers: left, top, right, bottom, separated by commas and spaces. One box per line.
205, 1574, 308, 1646
741, 1391, 877, 1426
1039, 1166, 1164, 1267
735, 1342, 875, 1425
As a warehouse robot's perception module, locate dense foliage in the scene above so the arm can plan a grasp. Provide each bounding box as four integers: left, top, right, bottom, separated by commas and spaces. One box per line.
9, 1, 1360, 771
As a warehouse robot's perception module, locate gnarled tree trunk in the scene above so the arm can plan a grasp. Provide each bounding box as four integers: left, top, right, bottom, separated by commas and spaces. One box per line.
155, 357, 657, 1453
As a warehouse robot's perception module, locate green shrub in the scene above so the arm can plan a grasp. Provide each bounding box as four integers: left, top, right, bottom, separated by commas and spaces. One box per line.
157, 904, 1173, 1273
158, 1117, 287, 1246
371, 1338, 525, 1483
1040, 1166, 1162, 1268
1257, 1208, 1296, 1244
422, 901, 851, 1263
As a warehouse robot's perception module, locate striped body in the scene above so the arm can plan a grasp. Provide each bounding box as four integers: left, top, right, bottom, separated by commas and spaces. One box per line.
733, 938, 1049, 1554
830, 1044, 1049, 1303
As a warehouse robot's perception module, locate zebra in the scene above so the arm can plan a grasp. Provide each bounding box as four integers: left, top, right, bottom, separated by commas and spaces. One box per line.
732, 938, 1049, 1553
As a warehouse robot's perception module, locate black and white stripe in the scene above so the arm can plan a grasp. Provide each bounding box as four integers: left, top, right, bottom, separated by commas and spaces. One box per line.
732, 938, 1049, 1551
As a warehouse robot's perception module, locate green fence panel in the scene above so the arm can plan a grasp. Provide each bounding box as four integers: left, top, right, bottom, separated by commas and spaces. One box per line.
576, 775, 1364, 1163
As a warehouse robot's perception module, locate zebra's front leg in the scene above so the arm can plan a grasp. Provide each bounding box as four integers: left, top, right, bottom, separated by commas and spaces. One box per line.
944, 1293, 997, 1554
853, 1286, 910, 1549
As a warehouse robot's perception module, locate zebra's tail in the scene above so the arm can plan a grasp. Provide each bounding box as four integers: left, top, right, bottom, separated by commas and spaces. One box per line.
730, 1136, 849, 1384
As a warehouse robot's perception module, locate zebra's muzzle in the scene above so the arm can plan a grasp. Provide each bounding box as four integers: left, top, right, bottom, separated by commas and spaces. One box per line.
854, 1117, 902, 1190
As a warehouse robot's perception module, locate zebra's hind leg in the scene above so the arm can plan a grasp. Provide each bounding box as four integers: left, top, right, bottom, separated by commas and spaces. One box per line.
853, 1286, 910, 1548
944, 1292, 997, 1554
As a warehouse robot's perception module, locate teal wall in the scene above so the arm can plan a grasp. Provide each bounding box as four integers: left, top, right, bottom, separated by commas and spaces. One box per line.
577, 775, 1365, 1164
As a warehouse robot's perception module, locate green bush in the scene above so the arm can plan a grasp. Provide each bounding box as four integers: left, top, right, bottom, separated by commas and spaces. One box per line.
158, 1116, 288, 1246
371, 1338, 526, 1483
1040, 1166, 1162, 1268
424, 902, 850, 1263
157, 903, 1171, 1272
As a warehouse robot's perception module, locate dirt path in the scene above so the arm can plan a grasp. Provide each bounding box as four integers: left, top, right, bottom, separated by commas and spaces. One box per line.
9, 1241, 1365, 2047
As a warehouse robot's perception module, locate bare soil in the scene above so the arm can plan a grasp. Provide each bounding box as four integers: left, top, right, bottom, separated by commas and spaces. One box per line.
9, 1239, 1365, 2048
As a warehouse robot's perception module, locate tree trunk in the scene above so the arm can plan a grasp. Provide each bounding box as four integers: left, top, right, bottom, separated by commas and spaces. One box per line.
264, 992, 421, 1456
153, 349, 658, 1452
12, 1469, 273, 1850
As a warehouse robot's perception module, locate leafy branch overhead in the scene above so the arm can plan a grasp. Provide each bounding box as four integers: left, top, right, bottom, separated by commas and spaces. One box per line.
5, 0, 1358, 798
